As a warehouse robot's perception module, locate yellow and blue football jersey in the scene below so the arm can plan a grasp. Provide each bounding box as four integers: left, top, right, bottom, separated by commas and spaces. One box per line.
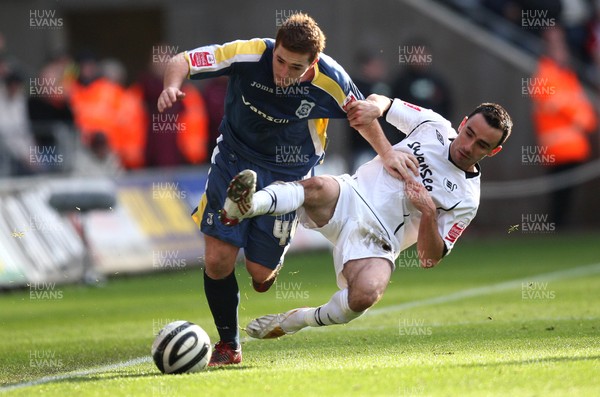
185, 38, 363, 177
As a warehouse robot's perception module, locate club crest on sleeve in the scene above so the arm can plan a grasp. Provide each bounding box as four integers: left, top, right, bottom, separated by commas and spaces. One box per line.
445, 220, 468, 243
190, 51, 215, 67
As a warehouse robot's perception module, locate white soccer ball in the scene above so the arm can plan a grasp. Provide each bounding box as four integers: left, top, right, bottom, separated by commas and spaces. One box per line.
151, 320, 212, 374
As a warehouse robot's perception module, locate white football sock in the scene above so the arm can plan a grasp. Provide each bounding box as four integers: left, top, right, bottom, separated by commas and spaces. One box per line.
281, 289, 365, 333
251, 182, 305, 216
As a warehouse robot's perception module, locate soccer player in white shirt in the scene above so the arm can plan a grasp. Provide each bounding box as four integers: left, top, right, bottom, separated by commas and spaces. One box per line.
222, 94, 512, 339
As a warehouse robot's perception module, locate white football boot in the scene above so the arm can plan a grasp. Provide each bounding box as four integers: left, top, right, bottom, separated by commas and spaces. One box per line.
245, 308, 310, 339
220, 169, 257, 226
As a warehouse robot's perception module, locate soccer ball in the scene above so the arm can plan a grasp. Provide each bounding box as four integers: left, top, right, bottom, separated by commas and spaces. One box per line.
151, 320, 212, 374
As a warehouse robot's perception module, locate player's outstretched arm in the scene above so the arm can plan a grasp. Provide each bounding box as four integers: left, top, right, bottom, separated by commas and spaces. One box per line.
404, 180, 445, 268
157, 52, 189, 113
346, 96, 418, 181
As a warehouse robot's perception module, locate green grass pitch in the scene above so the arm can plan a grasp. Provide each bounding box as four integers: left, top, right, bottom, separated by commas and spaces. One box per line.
0, 233, 599, 396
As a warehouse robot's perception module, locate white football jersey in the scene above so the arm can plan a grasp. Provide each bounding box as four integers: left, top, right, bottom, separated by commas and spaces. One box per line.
354, 99, 480, 258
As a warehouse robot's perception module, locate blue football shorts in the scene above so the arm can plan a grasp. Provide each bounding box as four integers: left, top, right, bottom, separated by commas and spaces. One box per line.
192, 141, 305, 269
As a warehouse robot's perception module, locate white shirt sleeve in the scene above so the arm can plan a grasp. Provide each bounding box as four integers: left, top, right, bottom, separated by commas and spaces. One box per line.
385, 99, 443, 136
438, 204, 478, 254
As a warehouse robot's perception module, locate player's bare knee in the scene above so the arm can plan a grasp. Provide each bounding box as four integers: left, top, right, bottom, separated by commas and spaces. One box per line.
204, 250, 234, 277
247, 270, 272, 284
204, 260, 235, 280
246, 260, 275, 283
348, 294, 376, 312
203, 236, 238, 279
300, 176, 338, 226
204, 258, 234, 280
347, 274, 388, 312
348, 286, 383, 312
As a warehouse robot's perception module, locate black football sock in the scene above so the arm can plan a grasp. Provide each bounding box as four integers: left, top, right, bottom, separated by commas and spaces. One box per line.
203, 270, 240, 347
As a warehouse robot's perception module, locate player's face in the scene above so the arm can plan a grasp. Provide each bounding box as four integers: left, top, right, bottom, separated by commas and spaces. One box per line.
451, 113, 503, 171
272, 45, 315, 87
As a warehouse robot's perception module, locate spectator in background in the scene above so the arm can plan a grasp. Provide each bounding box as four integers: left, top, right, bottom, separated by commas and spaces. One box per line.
529, 26, 598, 228
0, 33, 38, 176
0, 69, 38, 175
348, 49, 394, 171
26, 52, 76, 174
69, 51, 124, 162
391, 40, 453, 119
136, 46, 209, 168
100, 58, 145, 169
89, 128, 122, 174
28, 52, 75, 124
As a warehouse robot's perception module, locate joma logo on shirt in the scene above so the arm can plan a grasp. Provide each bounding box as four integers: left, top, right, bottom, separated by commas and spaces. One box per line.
407, 141, 433, 191
250, 81, 274, 94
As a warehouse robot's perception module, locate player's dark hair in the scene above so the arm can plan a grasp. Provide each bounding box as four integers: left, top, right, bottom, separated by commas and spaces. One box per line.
275, 13, 326, 63
468, 103, 513, 148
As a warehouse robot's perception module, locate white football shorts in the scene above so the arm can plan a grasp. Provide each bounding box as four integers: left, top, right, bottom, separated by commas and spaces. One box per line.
297, 174, 396, 289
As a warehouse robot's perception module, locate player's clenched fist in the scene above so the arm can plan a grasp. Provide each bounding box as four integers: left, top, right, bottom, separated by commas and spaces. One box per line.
157, 87, 186, 113
346, 100, 381, 129
346, 94, 392, 129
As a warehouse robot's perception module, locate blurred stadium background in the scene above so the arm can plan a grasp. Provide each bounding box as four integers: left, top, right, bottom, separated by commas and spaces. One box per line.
0, 0, 599, 289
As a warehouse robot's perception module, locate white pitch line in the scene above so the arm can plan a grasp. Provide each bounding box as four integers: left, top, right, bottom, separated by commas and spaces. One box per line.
2, 261, 599, 392
0, 356, 151, 393
366, 261, 600, 316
